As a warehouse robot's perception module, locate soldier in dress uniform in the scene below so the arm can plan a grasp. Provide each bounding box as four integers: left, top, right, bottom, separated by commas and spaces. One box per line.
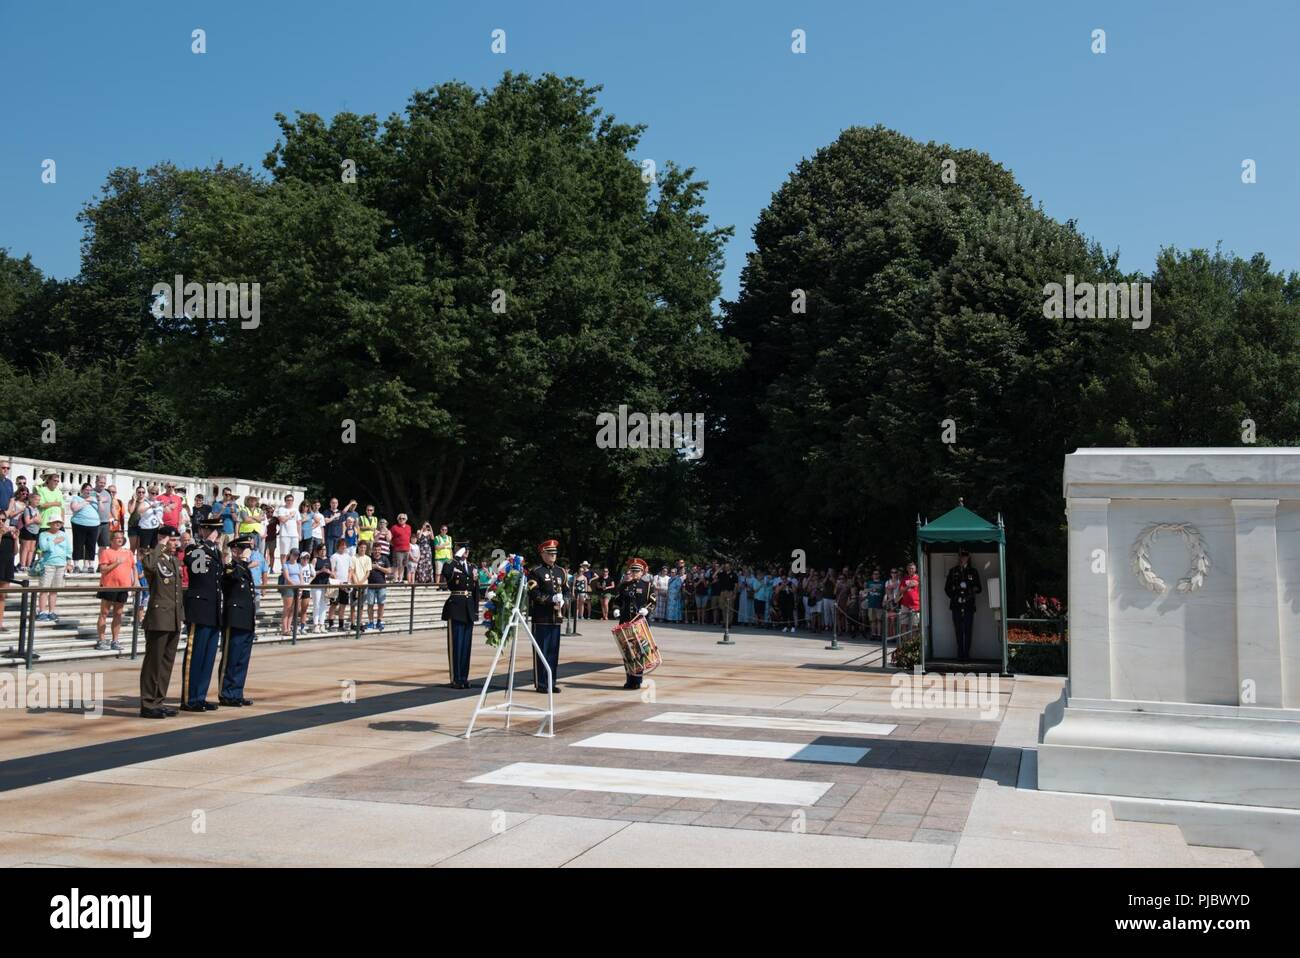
528, 538, 567, 693
440, 545, 479, 689
944, 547, 983, 662
139, 526, 183, 718
218, 535, 258, 706
180, 516, 226, 711
614, 557, 654, 690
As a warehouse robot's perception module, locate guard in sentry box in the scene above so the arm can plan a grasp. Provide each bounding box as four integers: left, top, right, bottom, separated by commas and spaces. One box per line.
180, 517, 225, 711
440, 545, 479, 689
218, 535, 258, 707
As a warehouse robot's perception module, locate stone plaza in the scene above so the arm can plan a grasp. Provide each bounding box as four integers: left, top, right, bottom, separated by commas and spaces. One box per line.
0, 617, 1273, 867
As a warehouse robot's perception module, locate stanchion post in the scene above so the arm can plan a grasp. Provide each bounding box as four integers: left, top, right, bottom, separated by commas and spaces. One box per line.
826, 607, 841, 650
26, 584, 36, 670
14, 580, 28, 659
130, 587, 141, 659
291, 587, 299, 645
717, 592, 734, 645
408, 582, 415, 634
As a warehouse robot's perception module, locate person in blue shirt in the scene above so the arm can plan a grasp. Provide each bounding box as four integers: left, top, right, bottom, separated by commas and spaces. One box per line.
0, 460, 13, 514
37, 517, 74, 622
865, 568, 886, 641
69, 482, 102, 574
213, 489, 239, 545
246, 543, 267, 624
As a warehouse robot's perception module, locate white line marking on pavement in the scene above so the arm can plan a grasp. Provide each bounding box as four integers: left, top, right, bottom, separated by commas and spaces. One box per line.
646, 711, 896, 737
468, 762, 833, 806
572, 732, 869, 765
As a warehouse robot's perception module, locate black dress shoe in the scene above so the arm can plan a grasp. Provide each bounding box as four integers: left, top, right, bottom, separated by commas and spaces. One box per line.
201, 701, 219, 711
218, 697, 243, 707
549, 686, 562, 694
179, 703, 206, 713
140, 707, 167, 718
239, 698, 253, 706
163, 707, 179, 716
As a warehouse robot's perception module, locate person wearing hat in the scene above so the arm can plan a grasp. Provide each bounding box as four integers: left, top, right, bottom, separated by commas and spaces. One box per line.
180, 517, 226, 711
218, 535, 258, 706
527, 539, 568, 693
613, 558, 655, 690
139, 525, 183, 717
35, 469, 65, 532
35, 515, 73, 622
944, 548, 983, 661
440, 545, 479, 689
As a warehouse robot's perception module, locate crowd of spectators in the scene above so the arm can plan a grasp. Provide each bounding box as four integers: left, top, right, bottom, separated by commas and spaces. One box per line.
0, 462, 458, 647
567, 559, 922, 642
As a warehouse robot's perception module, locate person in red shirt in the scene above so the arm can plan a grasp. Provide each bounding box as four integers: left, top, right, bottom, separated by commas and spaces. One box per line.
95, 530, 138, 650
389, 513, 413, 583
899, 562, 921, 638
157, 482, 185, 532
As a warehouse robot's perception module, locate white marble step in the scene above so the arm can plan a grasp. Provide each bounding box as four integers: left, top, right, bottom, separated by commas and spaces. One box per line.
470, 761, 834, 806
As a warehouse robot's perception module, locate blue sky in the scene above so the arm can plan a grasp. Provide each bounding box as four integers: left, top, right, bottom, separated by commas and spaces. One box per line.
2, 0, 1297, 300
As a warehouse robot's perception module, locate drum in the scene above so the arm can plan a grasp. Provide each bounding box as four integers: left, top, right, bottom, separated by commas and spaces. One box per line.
611, 615, 662, 675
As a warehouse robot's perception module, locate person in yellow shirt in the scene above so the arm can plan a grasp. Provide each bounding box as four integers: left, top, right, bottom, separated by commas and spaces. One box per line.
433, 524, 453, 583
36, 470, 66, 531
357, 504, 378, 550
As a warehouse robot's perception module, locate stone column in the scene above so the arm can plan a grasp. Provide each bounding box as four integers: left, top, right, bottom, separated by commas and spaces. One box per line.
1066, 497, 1111, 699
1230, 499, 1283, 707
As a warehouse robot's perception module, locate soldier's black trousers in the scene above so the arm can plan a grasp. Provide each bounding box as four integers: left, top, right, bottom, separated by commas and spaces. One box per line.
220, 628, 256, 700
532, 623, 561, 689
952, 606, 975, 660
448, 620, 473, 685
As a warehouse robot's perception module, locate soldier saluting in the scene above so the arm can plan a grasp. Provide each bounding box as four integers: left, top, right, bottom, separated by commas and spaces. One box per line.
218, 535, 258, 707
180, 516, 225, 712
944, 548, 982, 662
528, 539, 567, 694
613, 557, 653, 690
139, 525, 183, 718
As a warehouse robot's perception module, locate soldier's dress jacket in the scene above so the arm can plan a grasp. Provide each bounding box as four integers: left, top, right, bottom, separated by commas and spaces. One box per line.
527, 562, 567, 625
944, 563, 982, 611
221, 559, 257, 632
141, 545, 184, 633
616, 577, 654, 625
184, 541, 224, 627
440, 558, 480, 624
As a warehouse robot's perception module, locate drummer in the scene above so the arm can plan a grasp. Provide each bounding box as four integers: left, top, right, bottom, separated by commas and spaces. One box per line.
614, 557, 654, 690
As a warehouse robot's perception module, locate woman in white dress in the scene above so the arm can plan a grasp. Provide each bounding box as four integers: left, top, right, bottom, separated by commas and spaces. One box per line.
737, 566, 754, 624
652, 567, 670, 621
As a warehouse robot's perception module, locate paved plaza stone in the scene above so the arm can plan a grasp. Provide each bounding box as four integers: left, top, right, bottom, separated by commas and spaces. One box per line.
0, 622, 1264, 867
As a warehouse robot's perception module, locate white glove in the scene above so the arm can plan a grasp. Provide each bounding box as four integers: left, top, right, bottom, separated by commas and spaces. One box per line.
552, 592, 564, 606
637, 607, 648, 617
612, 607, 621, 618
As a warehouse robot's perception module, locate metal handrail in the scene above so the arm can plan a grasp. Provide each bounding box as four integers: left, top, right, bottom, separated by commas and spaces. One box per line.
2, 579, 451, 667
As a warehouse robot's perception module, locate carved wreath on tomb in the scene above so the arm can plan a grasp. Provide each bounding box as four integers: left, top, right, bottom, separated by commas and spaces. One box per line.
1130, 522, 1211, 595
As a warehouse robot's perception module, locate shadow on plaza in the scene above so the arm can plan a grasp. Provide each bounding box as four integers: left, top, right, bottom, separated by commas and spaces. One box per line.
0, 661, 612, 793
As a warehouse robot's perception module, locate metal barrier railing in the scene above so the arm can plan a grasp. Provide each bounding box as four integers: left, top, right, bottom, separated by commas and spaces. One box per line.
0, 579, 450, 668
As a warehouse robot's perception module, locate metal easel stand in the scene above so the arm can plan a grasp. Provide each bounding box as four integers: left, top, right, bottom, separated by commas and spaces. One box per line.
464, 581, 555, 739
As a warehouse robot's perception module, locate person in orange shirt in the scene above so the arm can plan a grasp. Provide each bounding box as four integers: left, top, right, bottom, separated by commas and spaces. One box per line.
95, 529, 138, 651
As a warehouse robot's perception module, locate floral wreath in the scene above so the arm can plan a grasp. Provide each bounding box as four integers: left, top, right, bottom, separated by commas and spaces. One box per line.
1130, 522, 1210, 595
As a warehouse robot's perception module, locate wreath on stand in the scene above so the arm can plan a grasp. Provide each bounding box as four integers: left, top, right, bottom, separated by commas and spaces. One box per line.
1130, 522, 1211, 595
483, 554, 526, 647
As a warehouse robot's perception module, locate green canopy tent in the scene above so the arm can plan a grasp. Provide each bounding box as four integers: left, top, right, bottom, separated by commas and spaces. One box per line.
915, 504, 1008, 673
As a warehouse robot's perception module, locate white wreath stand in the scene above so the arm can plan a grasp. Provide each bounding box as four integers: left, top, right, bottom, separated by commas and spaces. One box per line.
464, 576, 555, 738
